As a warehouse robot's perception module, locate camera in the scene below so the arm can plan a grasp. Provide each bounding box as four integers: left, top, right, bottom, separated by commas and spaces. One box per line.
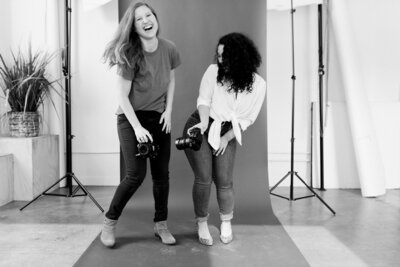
175, 128, 202, 151
136, 142, 159, 158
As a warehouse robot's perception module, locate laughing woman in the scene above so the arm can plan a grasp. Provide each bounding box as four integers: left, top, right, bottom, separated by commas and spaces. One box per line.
183, 32, 266, 245
101, 1, 180, 247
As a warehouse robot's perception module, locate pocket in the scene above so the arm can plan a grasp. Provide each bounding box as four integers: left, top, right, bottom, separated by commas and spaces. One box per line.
117, 114, 127, 123
117, 114, 132, 130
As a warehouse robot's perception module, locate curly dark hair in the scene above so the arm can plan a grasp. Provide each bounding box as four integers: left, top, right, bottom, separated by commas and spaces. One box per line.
215, 32, 261, 94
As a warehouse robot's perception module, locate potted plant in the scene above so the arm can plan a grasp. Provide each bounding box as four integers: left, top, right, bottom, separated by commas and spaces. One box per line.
0, 45, 63, 137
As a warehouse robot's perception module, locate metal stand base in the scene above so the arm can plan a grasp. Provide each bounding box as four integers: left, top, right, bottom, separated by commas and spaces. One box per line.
20, 172, 104, 212
270, 171, 335, 215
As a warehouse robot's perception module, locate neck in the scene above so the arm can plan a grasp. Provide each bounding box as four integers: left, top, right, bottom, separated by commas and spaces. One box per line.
141, 37, 158, 52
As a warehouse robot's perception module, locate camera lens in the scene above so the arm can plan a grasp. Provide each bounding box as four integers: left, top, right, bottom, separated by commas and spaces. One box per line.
175, 138, 188, 150
138, 143, 150, 155
175, 134, 202, 151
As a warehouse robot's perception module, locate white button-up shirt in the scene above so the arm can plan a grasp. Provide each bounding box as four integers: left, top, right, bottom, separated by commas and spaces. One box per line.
197, 64, 266, 150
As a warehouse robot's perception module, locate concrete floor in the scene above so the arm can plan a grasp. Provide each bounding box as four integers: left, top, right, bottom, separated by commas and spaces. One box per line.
0, 187, 399, 267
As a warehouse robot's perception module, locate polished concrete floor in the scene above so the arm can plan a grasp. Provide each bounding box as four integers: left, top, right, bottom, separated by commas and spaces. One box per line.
0, 187, 399, 267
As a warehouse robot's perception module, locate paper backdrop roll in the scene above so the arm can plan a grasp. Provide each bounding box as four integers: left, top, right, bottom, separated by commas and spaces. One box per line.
83, 0, 113, 11
267, 0, 323, 10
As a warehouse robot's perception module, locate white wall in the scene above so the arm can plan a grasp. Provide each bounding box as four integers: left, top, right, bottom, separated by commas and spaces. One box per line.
0, 0, 60, 129
0, 0, 11, 134
70, 0, 119, 185
267, 5, 319, 187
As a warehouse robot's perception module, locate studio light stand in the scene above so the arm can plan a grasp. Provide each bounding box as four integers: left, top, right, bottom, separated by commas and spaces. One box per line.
318, 3, 326, 191
20, 0, 103, 212
269, 0, 335, 215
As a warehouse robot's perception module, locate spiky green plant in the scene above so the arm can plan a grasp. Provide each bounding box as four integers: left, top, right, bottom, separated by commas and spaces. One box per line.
0, 45, 63, 113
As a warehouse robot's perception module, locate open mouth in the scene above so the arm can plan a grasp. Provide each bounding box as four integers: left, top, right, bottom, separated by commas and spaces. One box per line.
144, 25, 153, 32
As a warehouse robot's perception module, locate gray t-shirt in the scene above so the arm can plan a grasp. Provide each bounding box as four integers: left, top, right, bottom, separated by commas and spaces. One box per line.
116, 38, 181, 114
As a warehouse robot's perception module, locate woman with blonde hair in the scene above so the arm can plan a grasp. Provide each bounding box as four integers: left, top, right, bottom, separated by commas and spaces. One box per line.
101, 1, 181, 248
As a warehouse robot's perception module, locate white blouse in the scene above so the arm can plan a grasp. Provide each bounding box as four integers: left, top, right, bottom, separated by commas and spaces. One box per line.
197, 64, 266, 150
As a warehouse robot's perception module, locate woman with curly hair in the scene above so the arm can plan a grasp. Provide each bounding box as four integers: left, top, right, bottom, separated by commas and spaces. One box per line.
100, 1, 180, 248
182, 32, 266, 245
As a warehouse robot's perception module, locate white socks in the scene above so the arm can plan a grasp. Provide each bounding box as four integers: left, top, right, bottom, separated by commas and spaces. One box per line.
220, 220, 232, 238
197, 220, 213, 246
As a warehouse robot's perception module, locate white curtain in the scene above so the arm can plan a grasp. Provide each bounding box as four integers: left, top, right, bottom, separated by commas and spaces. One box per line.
329, 0, 386, 197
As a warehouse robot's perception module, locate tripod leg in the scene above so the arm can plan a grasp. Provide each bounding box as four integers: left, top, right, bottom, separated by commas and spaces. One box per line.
72, 185, 81, 196
71, 174, 104, 212
20, 175, 68, 211
71, 184, 87, 197
270, 172, 291, 193
294, 173, 336, 215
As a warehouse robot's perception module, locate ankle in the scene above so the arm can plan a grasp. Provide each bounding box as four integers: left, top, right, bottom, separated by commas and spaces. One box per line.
220, 220, 232, 234
101, 217, 117, 248
154, 220, 168, 230
220, 220, 233, 244
196, 220, 213, 246
154, 221, 176, 245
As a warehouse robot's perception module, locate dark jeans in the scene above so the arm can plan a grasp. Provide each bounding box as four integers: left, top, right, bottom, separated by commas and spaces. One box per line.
106, 111, 171, 222
183, 111, 236, 219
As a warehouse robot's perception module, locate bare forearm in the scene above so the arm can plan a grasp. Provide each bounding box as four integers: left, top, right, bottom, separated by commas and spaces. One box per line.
165, 80, 175, 113
222, 129, 235, 142
116, 76, 141, 129
118, 96, 141, 129
165, 70, 176, 113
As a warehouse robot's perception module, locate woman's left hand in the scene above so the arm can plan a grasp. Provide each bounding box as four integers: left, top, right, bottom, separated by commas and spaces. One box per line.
159, 111, 172, 133
214, 135, 229, 156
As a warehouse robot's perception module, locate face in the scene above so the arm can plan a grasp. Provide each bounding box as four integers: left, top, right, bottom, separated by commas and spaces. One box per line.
134, 5, 159, 40
217, 44, 224, 64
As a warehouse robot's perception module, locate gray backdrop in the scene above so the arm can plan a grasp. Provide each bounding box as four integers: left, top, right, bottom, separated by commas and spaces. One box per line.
119, 0, 270, 221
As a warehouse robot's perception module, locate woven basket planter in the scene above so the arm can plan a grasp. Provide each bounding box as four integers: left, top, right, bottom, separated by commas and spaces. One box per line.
9, 112, 40, 137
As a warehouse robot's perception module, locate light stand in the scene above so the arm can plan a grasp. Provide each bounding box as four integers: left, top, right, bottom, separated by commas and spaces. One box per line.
269, 0, 335, 215
20, 0, 103, 212
318, 3, 326, 191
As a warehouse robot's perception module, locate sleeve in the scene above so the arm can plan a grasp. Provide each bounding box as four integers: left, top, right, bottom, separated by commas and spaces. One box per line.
240, 77, 266, 131
169, 42, 181, 70
196, 64, 216, 108
116, 64, 135, 81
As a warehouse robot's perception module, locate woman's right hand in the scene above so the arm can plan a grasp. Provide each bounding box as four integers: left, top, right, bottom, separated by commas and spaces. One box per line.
134, 125, 153, 143
187, 121, 208, 135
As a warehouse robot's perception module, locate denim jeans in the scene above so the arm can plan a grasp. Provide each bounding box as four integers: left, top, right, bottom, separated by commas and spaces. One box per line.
106, 111, 171, 222
183, 111, 236, 219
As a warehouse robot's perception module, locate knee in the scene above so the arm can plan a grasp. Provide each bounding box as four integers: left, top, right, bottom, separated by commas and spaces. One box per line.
124, 171, 146, 186
192, 167, 212, 183
152, 176, 169, 186
151, 170, 169, 181
215, 179, 233, 190
194, 176, 212, 187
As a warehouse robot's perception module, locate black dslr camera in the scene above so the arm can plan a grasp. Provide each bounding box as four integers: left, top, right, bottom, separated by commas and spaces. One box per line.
175, 128, 202, 151
136, 141, 159, 158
